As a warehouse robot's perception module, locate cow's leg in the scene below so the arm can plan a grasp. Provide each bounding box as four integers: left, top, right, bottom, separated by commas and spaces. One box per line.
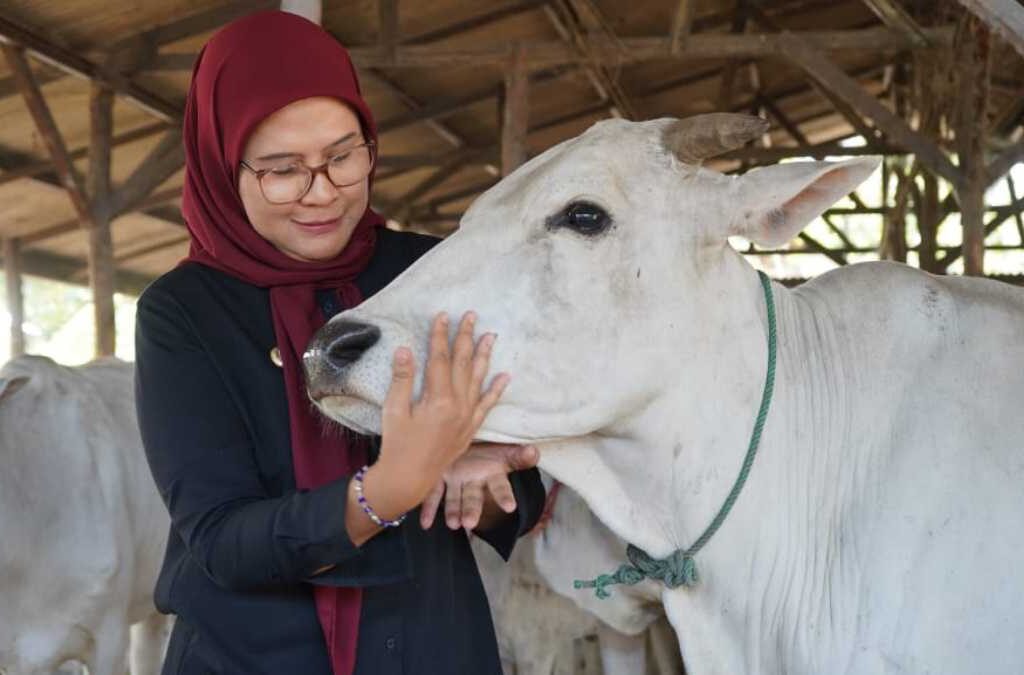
86, 613, 130, 675
595, 624, 646, 675
129, 613, 172, 675
645, 616, 685, 674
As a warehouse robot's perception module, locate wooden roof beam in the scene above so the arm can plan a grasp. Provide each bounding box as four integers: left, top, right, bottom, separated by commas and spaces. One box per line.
859, 0, 930, 47
344, 27, 953, 68
108, 131, 185, 218
670, 0, 697, 55
378, 0, 398, 63
955, 0, 1024, 60
21, 187, 183, 245
0, 247, 154, 296
2, 43, 92, 219
0, 13, 181, 123
0, 122, 168, 186
779, 33, 962, 187
986, 138, 1024, 187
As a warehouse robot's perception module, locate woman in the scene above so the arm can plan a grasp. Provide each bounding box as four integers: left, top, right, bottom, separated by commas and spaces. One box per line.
135, 10, 545, 675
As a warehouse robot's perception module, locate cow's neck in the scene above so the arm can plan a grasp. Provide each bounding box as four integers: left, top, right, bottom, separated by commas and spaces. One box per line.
658, 255, 870, 673
547, 251, 868, 672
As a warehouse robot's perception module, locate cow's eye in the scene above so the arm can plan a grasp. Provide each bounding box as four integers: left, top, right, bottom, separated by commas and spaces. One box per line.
548, 201, 612, 236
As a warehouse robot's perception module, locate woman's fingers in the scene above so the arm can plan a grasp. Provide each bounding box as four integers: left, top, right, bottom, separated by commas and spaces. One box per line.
486, 473, 518, 514
419, 479, 446, 530
471, 372, 511, 429
422, 312, 451, 400
468, 333, 496, 396
382, 347, 416, 420
450, 312, 476, 394
460, 481, 485, 529
444, 479, 463, 529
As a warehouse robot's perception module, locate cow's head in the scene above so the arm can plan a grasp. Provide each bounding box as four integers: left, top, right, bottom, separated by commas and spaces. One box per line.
304, 114, 878, 448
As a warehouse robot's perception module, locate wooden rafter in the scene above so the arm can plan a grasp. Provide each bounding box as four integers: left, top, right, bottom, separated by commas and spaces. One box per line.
342, 27, 953, 68
393, 149, 484, 220
670, 0, 697, 55
0, 14, 181, 123
986, 138, 1024, 186
955, 0, 1024, 59
0, 248, 153, 296
21, 187, 182, 246
780, 33, 963, 187
501, 44, 530, 177
0, 122, 169, 187
860, 0, 930, 46
378, 0, 399, 63
1, 43, 92, 219
544, 0, 638, 119
108, 131, 185, 218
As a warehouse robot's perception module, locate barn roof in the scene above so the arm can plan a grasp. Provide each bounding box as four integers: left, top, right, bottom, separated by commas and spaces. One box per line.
0, 0, 1022, 297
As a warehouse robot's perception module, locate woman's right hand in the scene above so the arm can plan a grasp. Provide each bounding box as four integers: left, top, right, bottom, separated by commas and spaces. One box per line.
359, 311, 509, 523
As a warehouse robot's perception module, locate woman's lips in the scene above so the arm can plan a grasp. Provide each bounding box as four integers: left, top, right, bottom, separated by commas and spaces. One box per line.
292, 216, 342, 234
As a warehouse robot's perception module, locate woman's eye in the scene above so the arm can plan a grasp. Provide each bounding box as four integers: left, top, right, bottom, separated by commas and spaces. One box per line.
330, 152, 353, 164
269, 166, 301, 176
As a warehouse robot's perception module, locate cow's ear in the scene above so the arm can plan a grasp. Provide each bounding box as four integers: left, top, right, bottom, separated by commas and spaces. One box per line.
729, 157, 880, 248
0, 376, 29, 403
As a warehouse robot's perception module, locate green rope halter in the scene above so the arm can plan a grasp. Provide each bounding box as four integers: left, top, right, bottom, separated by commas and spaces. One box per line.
574, 270, 777, 599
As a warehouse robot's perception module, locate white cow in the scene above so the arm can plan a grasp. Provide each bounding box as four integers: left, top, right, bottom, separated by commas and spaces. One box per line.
0, 356, 170, 675
303, 114, 1024, 674
473, 478, 681, 674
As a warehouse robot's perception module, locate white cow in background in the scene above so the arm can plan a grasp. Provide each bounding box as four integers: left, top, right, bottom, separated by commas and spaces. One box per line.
0, 356, 170, 675
473, 478, 682, 674
304, 113, 1024, 674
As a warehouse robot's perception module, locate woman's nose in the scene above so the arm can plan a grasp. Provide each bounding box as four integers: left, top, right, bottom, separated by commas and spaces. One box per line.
300, 170, 340, 205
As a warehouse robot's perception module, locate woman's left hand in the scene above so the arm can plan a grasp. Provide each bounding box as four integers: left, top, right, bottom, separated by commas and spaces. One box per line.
419, 443, 539, 530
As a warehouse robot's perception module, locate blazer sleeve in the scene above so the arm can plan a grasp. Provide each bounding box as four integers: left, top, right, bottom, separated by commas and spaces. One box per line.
473, 467, 546, 561
135, 284, 409, 592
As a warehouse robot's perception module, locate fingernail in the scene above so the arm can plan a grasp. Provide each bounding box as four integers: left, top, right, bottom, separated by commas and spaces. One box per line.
466, 311, 477, 324
439, 312, 449, 325
395, 348, 410, 363
502, 500, 516, 513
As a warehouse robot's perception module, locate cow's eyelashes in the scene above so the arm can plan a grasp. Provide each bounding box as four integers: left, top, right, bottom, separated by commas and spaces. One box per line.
546, 201, 612, 236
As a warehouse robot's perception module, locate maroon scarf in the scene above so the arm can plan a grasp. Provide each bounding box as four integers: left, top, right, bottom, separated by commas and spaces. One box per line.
180, 11, 381, 674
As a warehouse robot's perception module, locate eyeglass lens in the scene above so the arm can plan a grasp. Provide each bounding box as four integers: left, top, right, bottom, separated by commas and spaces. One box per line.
260, 145, 374, 203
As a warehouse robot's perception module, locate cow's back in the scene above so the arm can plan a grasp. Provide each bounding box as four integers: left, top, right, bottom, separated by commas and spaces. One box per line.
789, 263, 1024, 673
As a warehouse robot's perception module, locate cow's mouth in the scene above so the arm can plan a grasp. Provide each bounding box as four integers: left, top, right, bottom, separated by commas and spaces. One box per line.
316, 395, 382, 436
315, 394, 570, 446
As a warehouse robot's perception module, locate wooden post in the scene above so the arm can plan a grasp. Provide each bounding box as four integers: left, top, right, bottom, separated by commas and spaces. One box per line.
3, 238, 25, 357
89, 83, 117, 356
881, 158, 909, 262
501, 44, 529, 176
954, 16, 991, 276
918, 171, 940, 273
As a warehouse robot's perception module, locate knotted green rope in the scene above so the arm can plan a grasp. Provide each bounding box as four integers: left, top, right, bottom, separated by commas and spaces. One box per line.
575, 270, 777, 598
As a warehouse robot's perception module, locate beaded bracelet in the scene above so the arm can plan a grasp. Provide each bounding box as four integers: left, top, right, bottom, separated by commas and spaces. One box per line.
353, 465, 407, 528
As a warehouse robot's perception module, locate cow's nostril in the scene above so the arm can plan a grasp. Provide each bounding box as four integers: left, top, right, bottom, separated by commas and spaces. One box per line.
325, 321, 381, 370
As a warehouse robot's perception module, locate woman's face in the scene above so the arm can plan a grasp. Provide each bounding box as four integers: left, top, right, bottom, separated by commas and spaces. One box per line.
238, 96, 371, 263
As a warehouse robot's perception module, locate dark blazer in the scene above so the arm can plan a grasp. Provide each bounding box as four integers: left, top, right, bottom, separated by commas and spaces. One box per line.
135, 228, 545, 675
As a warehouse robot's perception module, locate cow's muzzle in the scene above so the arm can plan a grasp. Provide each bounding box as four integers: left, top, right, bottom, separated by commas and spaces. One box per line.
303, 319, 380, 400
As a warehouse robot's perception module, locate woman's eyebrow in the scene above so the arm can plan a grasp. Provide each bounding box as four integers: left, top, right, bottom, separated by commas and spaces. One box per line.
254, 132, 359, 161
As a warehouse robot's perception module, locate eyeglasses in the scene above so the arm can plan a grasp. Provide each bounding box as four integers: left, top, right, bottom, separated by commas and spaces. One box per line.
240, 140, 377, 204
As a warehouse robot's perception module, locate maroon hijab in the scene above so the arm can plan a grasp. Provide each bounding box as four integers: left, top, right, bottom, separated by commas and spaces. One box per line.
181, 10, 381, 674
